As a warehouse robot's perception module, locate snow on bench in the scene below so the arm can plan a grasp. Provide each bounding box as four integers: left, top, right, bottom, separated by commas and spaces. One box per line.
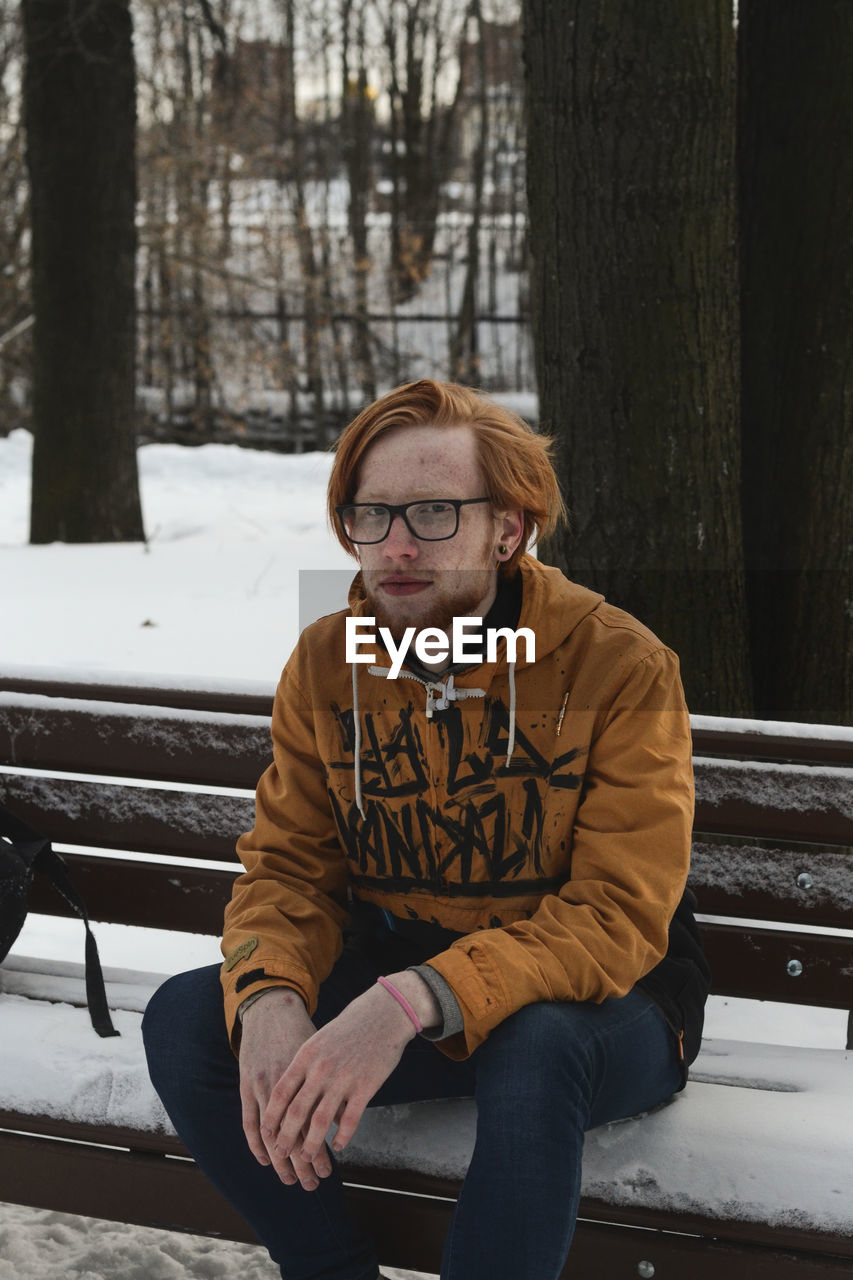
2, 959, 850, 1241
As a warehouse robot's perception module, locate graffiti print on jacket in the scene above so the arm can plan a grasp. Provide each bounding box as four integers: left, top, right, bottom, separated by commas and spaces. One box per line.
325, 698, 587, 898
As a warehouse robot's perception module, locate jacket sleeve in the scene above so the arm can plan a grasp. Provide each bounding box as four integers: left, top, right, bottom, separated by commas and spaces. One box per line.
220, 659, 350, 1053
425, 646, 694, 1059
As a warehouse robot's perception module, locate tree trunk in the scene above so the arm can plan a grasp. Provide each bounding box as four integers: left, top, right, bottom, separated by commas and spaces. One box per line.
23, 0, 144, 543
176, 4, 213, 434
341, 0, 376, 401
284, 0, 324, 441
523, 0, 750, 715
739, 2, 853, 724
451, 1, 486, 384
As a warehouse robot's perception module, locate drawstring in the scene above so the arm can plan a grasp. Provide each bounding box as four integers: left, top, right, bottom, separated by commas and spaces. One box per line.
505, 661, 516, 768
350, 660, 516, 818
352, 662, 366, 819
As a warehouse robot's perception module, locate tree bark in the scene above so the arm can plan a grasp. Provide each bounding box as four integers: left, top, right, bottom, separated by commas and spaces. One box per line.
739, 2, 853, 723
23, 0, 144, 542
341, 0, 376, 401
0, 9, 30, 435
284, 0, 324, 441
523, 0, 750, 715
451, 1, 486, 384
181, 5, 214, 432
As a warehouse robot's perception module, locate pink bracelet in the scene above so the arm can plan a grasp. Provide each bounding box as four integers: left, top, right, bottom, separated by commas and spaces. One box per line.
376, 976, 423, 1033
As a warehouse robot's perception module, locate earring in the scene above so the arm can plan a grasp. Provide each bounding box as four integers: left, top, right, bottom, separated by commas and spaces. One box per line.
497, 543, 508, 556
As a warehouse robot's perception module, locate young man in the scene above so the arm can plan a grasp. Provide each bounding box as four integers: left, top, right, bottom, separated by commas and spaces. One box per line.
144, 380, 709, 1280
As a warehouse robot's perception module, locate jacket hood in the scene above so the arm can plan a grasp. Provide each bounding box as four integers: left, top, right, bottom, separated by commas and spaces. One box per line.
511, 554, 605, 666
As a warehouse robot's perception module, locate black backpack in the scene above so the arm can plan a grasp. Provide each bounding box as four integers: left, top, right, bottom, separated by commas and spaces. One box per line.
0, 802, 119, 1037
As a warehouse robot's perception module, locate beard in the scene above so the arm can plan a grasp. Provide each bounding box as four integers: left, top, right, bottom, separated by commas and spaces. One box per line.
362, 567, 495, 647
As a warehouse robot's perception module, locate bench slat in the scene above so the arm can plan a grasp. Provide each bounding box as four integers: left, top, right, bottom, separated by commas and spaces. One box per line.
0, 774, 253, 861
5, 672, 853, 765
0, 1125, 850, 1276
25, 854, 234, 935
0, 675, 273, 717
17, 850, 853, 1010
689, 838, 853, 930
28, 848, 853, 940
3, 761, 851, 868
0, 695, 271, 789
693, 758, 853, 844
691, 724, 853, 767
0, 1109, 187, 1156
701, 921, 853, 1008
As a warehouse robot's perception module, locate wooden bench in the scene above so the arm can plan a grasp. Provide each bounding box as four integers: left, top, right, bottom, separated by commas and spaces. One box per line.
1, 668, 852, 1279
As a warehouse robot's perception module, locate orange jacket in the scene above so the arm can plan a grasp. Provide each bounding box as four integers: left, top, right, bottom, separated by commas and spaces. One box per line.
221, 555, 694, 1058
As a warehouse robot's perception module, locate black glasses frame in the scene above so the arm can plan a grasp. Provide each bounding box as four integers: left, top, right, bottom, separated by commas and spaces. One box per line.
335, 497, 492, 544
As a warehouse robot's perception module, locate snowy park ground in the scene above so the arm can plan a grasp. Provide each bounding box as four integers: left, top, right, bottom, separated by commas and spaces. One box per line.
0, 426, 848, 1278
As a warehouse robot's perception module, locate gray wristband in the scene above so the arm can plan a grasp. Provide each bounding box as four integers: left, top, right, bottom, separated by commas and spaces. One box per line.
408, 964, 465, 1040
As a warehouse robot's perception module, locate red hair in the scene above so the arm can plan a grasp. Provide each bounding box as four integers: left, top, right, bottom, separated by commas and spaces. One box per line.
327, 380, 567, 575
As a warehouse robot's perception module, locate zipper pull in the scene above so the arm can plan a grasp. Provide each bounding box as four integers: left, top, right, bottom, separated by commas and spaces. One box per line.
425, 685, 436, 718
555, 689, 569, 737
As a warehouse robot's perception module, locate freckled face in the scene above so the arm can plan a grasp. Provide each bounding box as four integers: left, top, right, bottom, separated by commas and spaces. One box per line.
352, 425, 506, 641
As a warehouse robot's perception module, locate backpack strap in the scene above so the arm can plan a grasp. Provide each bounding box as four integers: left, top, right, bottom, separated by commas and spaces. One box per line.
0, 804, 120, 1038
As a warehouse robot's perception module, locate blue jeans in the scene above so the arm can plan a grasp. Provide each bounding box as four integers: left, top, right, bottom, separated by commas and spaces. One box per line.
143, 944, 681, 1280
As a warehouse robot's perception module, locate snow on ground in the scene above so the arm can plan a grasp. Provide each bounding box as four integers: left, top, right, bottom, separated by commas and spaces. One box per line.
0, 1206, 430, 1280
1, 427, 849, 1277
0, 428, 352, 684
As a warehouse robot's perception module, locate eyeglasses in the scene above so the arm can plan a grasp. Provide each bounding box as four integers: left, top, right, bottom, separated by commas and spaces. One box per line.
336, 497, 491, 544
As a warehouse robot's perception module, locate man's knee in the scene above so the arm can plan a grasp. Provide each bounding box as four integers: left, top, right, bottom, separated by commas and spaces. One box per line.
142, 963, 225, 1084
479, 1001, 594, 1091
491, 999, 594, 1056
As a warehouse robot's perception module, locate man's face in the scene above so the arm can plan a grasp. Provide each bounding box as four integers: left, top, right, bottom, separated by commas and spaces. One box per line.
351, 424, 510, 645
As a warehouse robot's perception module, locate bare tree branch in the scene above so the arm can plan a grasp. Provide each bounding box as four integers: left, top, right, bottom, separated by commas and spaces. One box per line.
195, 0, 227, 52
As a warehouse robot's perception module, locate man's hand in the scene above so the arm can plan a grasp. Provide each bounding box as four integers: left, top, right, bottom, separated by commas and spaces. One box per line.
239, 987, 333, 1191
261, 971, 440, 1174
